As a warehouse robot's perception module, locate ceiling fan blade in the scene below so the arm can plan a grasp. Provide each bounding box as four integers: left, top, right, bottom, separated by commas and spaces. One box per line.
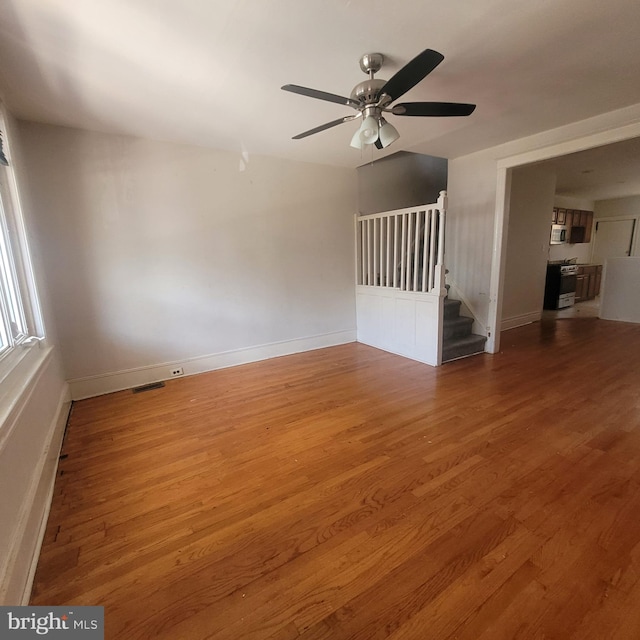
282, 84, 360, 108
292, 114, 359, 139
391, 102, 476, 117
379, 49, 444, 102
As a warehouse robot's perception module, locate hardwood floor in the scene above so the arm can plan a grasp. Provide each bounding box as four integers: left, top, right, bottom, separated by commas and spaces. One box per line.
31, 316, 640, 639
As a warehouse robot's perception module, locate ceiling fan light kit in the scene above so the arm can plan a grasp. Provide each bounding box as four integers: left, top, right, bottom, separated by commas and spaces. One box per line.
350, 128, 364, 150
282, 48, 476, 151
359, 114, 379, 144
379, 118, 400, 148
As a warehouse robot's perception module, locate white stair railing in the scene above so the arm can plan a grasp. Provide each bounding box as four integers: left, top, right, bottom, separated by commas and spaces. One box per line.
356, 191, 447, 294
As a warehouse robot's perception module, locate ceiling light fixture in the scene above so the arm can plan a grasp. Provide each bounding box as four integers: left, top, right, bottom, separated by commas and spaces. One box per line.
378, 118, 399, 148
350, 128, 363, 150
282, 48, 476, 152
359, 109, 380, 145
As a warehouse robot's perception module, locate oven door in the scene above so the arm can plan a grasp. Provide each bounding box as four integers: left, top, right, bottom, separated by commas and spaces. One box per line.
559, 273, 577, 295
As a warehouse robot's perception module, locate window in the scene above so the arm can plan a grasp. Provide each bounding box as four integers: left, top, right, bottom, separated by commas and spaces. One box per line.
0, 106, 43, 378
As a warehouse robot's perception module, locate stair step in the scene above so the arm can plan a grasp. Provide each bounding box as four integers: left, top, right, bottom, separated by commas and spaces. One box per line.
442, 333, 487, 363
443, 298, 462, 319
442, 315, 474, 340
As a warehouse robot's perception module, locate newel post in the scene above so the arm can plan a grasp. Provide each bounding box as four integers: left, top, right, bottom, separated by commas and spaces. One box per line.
434, 190, 447, 295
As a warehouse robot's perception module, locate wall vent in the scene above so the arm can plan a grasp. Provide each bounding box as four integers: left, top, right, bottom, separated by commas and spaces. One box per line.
132, 381, 165, 394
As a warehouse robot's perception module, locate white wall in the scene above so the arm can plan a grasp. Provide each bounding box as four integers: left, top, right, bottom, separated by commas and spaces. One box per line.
445, 150, 497, 330
595, 195, 640, 220
18, 123, 358, 396
501, 166, 556, 328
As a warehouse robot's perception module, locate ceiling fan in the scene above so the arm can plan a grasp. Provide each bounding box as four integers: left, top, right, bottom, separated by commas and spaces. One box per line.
282, 48, 476, 150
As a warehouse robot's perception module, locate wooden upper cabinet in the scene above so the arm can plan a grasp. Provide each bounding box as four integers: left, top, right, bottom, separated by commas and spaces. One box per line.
561, 208, 594, 244
565, 210, 573, 229
550, 207, 593, 243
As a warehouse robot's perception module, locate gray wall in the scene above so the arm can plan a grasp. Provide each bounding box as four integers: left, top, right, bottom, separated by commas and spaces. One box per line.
18, 122, 358, 383
356, 151, 448, 214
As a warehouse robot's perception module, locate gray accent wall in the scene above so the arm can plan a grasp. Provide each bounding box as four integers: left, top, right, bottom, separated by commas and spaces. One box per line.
356, 151, 448, 215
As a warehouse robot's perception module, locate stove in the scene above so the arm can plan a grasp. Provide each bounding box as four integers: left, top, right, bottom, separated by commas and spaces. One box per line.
544, 263, 578, 309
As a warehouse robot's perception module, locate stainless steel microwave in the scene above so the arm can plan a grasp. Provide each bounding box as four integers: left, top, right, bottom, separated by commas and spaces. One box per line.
550, 224, 568, 245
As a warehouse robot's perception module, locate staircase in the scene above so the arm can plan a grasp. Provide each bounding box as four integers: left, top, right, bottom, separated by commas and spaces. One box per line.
442, 297, 487, 363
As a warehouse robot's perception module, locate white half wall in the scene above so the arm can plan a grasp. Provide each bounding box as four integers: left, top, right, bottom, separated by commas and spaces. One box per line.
356, 286, 442, 366
595, 196, 640, 258
599, 257, 640, 322
17, 123, 358, 394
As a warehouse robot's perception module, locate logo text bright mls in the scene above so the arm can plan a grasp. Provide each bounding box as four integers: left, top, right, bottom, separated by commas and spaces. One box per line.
1, 607, 103, 637
7, 611, 69, 635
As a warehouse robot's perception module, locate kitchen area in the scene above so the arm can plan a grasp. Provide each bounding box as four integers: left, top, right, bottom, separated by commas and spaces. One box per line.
543, 206, 602, 313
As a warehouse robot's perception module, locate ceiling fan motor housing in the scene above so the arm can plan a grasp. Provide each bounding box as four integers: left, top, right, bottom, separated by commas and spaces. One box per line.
350, 78, 386, 105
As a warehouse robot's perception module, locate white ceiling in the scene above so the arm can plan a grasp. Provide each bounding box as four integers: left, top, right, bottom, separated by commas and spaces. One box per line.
1, 0, 640, 170
535, 137, 640, 202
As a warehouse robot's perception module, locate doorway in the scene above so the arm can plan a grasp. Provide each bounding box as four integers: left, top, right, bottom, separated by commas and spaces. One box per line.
490, 126, 640, 353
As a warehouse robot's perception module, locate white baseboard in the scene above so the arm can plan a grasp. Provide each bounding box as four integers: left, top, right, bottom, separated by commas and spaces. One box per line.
0, 377, 70, 605
68, 329, 357, 400
501, 311, 541, 331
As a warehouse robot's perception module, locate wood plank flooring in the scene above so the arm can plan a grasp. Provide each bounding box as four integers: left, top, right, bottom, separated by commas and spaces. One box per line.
31, 316, 640, 639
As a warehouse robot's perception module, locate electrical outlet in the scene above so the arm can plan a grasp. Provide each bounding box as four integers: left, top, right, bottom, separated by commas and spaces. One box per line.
170, 367, 184, 377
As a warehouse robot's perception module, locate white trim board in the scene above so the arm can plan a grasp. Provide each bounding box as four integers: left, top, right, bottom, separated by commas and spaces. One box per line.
501, 311, 542, 331
68, 329, 357, 400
